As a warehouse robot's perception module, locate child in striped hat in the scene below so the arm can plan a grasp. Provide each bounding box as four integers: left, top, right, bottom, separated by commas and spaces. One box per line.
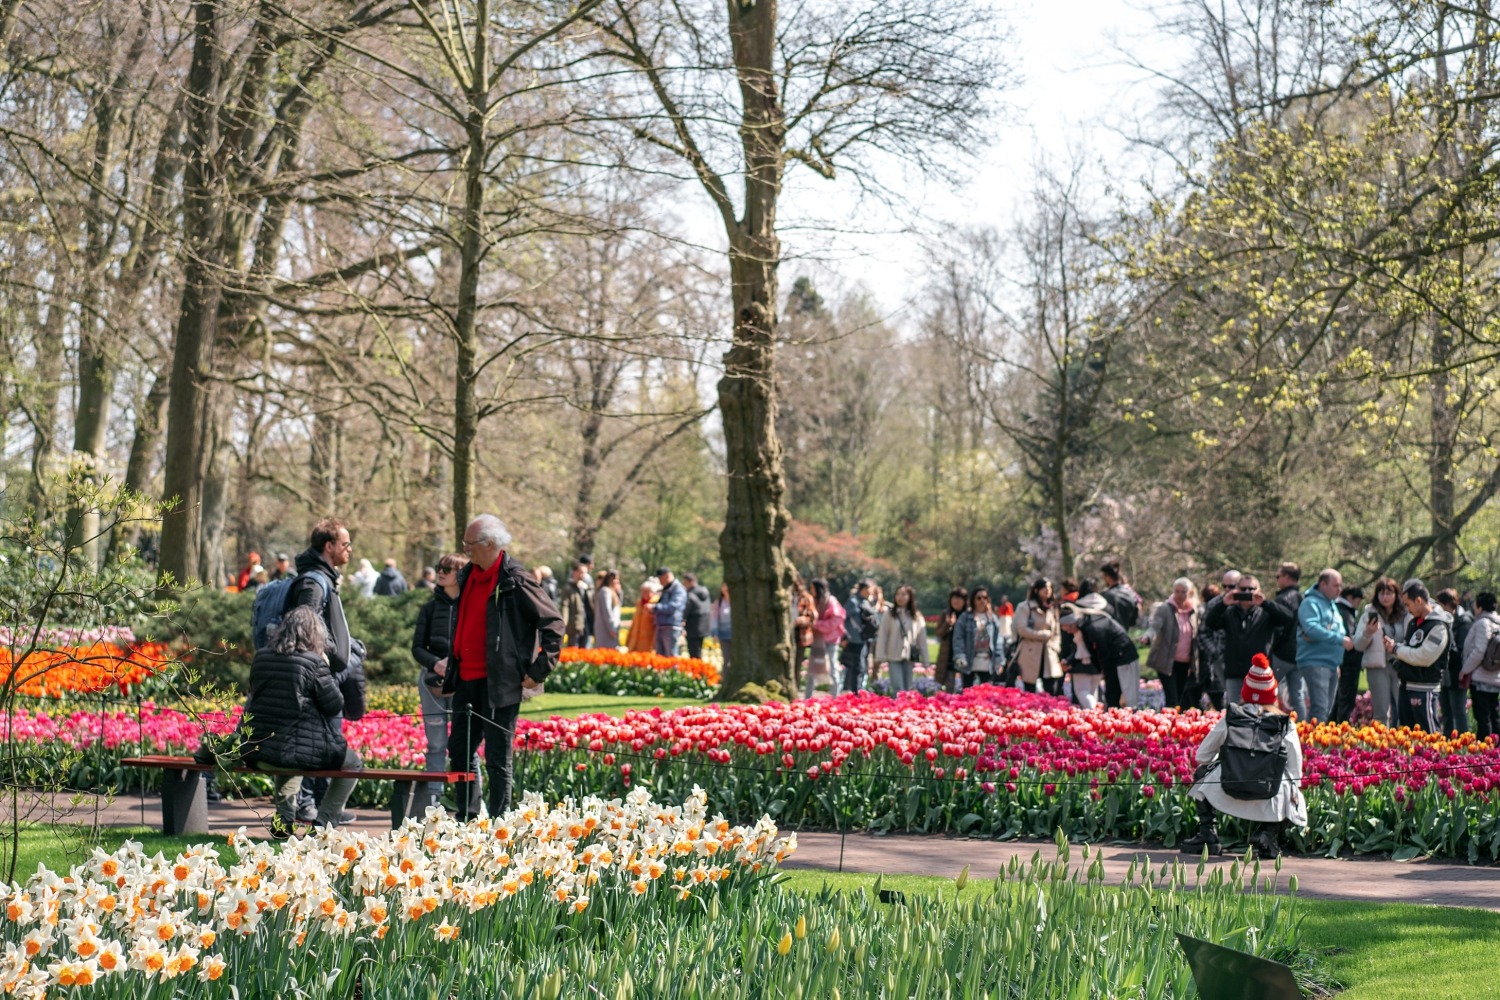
1180, 654, 1307, 857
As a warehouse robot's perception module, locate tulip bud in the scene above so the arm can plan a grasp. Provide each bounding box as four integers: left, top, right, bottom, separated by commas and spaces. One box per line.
795, 915, 806, 939
777, 932, 792, 956
825, 926, 841, 953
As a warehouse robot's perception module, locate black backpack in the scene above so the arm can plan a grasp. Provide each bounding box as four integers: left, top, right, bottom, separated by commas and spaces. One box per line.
1219, 703, 1290, 800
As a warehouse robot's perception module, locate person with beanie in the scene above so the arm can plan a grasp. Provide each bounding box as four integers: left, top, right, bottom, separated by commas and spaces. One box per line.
1179, 654, 1308, 858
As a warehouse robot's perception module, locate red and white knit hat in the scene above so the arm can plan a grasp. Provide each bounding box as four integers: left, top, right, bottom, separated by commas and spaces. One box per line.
1241, 653, 1278, 705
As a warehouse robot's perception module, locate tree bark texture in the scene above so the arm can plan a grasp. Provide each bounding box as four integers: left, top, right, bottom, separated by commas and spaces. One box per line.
448, 1, 490, 550
157, 0, 225, 587
715, 0, 795, 697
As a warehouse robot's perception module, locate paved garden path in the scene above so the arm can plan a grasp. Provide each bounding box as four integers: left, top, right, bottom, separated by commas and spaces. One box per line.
19, 791, 1500, 910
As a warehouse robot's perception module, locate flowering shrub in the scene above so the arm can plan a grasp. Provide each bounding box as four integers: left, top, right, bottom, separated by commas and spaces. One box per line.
547, 648, 720, 698
0, 789, 797, 999
0, 625, 173, 697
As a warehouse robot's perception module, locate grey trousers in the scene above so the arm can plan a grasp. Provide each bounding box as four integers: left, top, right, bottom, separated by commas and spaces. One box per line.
265, 747, 362, 826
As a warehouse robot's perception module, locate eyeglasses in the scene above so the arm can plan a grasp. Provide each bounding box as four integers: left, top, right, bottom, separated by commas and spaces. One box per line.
437, 566, 456, 574
461, 540, 485, 551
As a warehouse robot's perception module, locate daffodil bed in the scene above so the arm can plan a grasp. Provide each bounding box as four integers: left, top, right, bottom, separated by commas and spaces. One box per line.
0, 792, 1322, 1000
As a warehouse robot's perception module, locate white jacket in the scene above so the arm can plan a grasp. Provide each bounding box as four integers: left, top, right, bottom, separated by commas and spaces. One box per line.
1461, 611, 1500, 688
874, 609, 928, 664
1352, 607, 1409, 669
1188, 711, 1308, 827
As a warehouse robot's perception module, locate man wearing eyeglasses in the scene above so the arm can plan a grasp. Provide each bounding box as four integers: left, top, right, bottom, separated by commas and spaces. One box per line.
442, 514, 563, 819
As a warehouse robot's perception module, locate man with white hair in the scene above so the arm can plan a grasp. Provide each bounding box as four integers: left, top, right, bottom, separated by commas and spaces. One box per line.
1142, 578, 1200, 710
442, 514, 563, 819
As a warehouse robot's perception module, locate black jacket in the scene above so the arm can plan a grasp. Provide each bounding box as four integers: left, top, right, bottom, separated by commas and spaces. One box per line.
441, 553, 564, 708
1102, 585, 1141, 630
1270, 586, 1302, 663
1447, 607, 1474, 687
241, 649, 347, 770
373, 566, 408, 596
411, 588, 460, 689
684, 585, 713, 639
1075, 613, 1138, 674
1395, 608, 1454, 687
1203, 598, 1295, 679
1335, 598, 1363, 675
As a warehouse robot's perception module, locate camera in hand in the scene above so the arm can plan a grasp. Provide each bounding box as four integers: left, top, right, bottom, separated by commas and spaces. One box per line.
1233, 588, 1256, 602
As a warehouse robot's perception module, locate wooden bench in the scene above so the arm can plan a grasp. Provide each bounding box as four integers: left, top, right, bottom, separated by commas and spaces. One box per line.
121, 756, 477, 835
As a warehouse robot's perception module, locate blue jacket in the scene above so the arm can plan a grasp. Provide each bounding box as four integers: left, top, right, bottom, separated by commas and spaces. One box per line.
655, 579, 687, 628
953, 611, 1007, 673
1296, 587, 1347, 670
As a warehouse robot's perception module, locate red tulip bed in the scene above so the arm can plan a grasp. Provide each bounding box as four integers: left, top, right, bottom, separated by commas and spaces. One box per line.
513, 688, 1500, 861
11, 686, 1500, 858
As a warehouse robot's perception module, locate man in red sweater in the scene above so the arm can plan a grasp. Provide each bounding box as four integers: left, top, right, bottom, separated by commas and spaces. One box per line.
442, 513, 564, 819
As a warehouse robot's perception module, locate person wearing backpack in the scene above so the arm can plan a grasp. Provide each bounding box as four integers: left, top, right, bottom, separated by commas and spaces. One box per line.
1436, 589, 1473, 734
284, 518, 367, 822
1098, 561, 1141, 630
840, 579, 879, 693
1179, 654, 1307, 858
1459, 592, 1500, 740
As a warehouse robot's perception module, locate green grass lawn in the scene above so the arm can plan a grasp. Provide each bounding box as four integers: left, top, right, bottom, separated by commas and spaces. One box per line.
519, 691, 704, 719
3, 828, 1492, 998
775, 870, 1498, 1000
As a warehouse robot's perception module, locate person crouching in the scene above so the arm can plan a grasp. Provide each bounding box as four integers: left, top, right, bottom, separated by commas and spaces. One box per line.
1179, 653, 1307, 858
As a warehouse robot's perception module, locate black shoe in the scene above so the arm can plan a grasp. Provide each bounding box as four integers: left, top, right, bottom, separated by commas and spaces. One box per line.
296, 805, 317, 824
1179, 828, 1222, 855
1247, 829, 1281, 859
269, 815, 294, 841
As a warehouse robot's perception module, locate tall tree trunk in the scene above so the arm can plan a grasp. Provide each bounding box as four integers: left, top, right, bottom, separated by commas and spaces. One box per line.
310, 404, 340, 512
1430, 321, 1458, 587
158, 0, 225, 588
108, 372, 169, 559
24, 289, 66, 508
450, 0, 489, 550
716, 0, 795, 696
196, 387, 235, 586
571, 409, 604, 557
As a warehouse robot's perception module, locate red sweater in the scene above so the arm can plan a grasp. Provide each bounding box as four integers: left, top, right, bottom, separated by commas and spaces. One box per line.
456, 556, 503, 681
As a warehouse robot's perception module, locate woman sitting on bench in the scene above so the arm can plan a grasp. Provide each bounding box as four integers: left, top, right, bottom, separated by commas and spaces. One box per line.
243, 605, 365, 838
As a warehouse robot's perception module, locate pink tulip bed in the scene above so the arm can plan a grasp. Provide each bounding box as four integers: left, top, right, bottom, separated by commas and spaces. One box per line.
8, 688, 1499, 858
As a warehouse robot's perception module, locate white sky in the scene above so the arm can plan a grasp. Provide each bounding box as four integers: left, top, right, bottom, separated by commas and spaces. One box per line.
772, 0, 1187, 321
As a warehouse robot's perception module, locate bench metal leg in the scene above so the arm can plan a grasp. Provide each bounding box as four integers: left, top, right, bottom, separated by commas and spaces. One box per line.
160, 769, 208, 835
390, 780, 414, 828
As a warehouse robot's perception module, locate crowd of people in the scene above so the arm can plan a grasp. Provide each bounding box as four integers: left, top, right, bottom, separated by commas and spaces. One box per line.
790, 561, 1500, 743
229, 515, 1497, 847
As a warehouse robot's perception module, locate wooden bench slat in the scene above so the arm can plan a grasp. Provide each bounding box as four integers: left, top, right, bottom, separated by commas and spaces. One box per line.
121, 757, 476, 781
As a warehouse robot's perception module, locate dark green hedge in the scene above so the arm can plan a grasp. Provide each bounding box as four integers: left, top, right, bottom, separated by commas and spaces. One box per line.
152, 589, 429, 691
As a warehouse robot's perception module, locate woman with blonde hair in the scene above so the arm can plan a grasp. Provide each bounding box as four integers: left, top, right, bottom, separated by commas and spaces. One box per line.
625, 578, 661, 653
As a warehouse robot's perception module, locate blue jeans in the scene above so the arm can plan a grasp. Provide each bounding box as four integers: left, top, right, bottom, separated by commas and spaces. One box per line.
1288, 666, 1338, 722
